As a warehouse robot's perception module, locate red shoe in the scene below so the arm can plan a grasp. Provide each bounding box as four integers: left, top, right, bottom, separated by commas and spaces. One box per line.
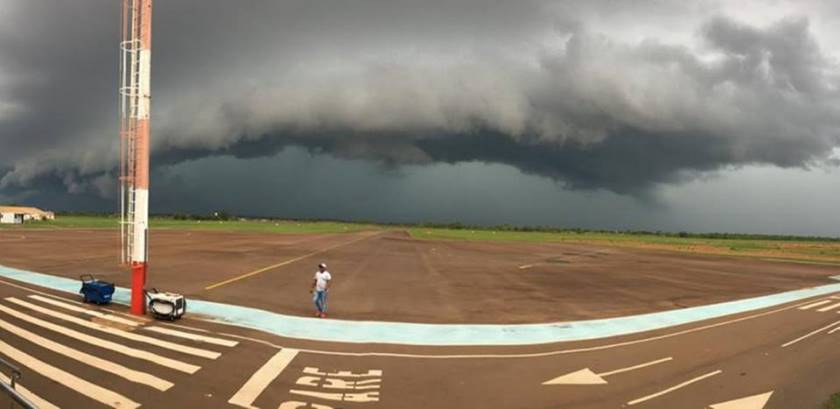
320, 312, 327, 318
315, 312, 321, 317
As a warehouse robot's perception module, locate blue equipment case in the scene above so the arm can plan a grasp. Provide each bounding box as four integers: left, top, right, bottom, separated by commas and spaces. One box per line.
79, 274, 115, 305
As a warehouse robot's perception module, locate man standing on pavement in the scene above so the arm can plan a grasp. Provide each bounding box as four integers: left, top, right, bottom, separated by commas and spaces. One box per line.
311, 262, 331, 318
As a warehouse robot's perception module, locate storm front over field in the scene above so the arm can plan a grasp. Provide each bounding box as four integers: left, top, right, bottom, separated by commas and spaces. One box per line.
1, 0, 839, 236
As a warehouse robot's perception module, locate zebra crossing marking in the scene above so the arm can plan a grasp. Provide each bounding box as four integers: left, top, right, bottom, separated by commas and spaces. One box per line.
29, 295, 142, 327
0, 303, 200, 373
0, 338, 140, 409
0, 315, 173, 391
7, 297, 221, 359
144, 326, 239, 347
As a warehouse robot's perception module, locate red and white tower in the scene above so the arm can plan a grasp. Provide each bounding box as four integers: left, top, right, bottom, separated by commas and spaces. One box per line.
119, 0, 153, 315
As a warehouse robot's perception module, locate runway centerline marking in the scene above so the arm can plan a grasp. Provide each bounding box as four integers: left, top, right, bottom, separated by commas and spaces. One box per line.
229, 348, 299, 409
626, 369, 722, 406
781, 319, 840, 348
205, 232, 383, 291
0, 338, 140, 409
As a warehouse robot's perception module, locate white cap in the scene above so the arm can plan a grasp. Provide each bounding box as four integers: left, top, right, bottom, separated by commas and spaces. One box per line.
318, 263, 327, 268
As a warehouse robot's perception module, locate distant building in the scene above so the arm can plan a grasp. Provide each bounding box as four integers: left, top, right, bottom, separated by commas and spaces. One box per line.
0, 206, 55, 224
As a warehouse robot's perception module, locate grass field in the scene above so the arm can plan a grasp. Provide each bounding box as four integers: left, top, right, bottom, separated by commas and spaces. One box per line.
408, 227, 840, 264
4, 215, 840, 264
825, 393, 840, 409
0, 215, 379, 234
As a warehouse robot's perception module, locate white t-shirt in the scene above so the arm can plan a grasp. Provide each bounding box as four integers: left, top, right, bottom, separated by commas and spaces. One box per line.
314, 270, 331, 291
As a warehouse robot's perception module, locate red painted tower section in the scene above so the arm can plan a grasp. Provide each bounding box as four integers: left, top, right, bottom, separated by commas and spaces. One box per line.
119, 0, 153, 315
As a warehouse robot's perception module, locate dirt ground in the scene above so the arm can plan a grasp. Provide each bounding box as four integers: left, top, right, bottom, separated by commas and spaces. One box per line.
0, 228, 837, 324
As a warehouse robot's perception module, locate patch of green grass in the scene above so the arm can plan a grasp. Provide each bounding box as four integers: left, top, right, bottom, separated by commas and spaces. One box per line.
824, 392, 840, 409
0, 215, 379, 234
407, 227, 840, 263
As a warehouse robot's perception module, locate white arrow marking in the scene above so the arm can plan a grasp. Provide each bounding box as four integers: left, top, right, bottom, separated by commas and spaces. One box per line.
709, 391, 773, 409
543, 357, 672, 385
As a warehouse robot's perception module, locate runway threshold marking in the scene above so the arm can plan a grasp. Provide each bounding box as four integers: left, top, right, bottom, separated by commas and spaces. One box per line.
0, 315, 173, 391
543, 357, 672, 385
7, 297, 222, 359
781, 319, 840, 348
205, 232, 382, 291
626, 369, 722, 406
0, 303, 201, 374
798, 299, 832, 310
0, 338, 140, 409
28, 295, 141, 326
0, 371, 60, 409
229, 348, 299, 409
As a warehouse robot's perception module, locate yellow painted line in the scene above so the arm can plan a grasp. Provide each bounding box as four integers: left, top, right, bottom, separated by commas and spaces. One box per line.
0, 371, 60, 409
0, 303, 200, 374
782, 319, 840, 347
205, 233, 381, 291
7, 297, 221, 359
627, 370, 722, 406
0, 338, 139, 409
0, 316, 173, 391
229, 348, 299, 409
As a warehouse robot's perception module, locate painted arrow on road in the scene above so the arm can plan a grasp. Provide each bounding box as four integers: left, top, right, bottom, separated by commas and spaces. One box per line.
709, 391, 773, 409
542, 357, 672, 385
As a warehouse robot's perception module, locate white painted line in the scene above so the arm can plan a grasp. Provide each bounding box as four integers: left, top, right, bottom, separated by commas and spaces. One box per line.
289, 389, 380, 403
0, 303, 200, 374
798, 299, 832, 310
827, 326, 840, 335
302, 367, 383, 378
0, 371, 60, 409
0, 316, 173, 391
816, 302, 840, 312
28, 295, 141, 326
229, 348, 299, 409
599, 357, 673, 377
781, 320, 840, 348
709, 391, 774, 409
144, 326, 239, 347
543, 357, 673, 385
211, 297, 822, 360
0, 338, 139, 409
7, 297, 221, 359
627, 370, 722, 406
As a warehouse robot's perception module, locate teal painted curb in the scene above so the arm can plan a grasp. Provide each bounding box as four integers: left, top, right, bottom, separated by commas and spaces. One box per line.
1, 264, 838, 346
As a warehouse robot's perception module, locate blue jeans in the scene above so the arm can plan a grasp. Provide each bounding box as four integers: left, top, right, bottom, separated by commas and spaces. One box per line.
313, 290, 328, 313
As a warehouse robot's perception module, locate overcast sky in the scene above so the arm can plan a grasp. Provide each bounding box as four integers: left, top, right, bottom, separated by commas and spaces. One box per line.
0, 1, 838, 236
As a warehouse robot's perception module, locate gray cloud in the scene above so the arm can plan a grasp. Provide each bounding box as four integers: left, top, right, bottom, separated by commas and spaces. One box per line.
0, 1, 839, 199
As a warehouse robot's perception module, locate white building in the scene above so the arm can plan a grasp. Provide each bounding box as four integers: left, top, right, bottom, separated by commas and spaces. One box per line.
0, 206, 55, 224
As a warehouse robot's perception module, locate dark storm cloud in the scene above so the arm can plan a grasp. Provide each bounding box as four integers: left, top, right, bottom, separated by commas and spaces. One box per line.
0, 1, 839, 197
